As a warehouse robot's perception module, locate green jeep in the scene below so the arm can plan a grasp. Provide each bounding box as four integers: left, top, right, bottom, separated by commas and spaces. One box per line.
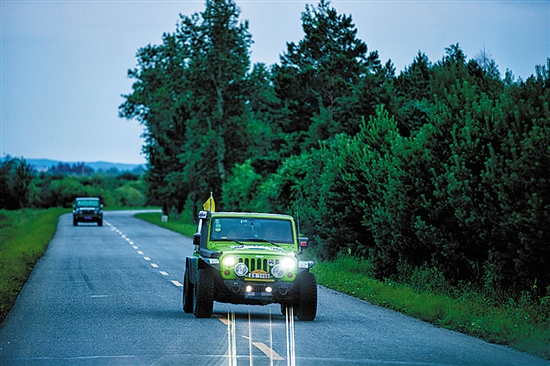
183, 210, 317, 320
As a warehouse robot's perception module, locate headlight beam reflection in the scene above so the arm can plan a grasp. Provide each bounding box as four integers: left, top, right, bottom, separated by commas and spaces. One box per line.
219, 309, 288, 365
226, 311, 237, 366
285, 306, 296, 366
248, 311, 253, 366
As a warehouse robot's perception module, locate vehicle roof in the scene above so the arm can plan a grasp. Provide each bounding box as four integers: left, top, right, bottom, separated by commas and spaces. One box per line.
209, 211, 293, 220
75, 197, 100, 200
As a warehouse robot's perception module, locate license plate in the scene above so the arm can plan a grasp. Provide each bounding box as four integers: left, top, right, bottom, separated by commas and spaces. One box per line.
248, 273, 270, 279
84, 216, 93, 220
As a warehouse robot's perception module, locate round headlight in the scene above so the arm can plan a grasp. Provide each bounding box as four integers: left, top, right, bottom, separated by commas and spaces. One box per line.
234, 263, 248, 277
223, 256, 236, 268
271, 264, 285, 279
281, 257, 296, 270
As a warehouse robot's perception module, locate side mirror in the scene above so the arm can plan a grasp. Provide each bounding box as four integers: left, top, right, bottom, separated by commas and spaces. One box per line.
100, 204, 104, 209
298, 237, 309, 248
193, 233, 201, 246
72, 204, 75, 209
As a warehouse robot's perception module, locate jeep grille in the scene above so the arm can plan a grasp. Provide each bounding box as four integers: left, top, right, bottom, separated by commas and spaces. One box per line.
240, 258, 279, 272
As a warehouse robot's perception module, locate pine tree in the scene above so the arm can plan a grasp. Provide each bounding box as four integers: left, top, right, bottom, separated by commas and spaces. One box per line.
272, 0, 377, 154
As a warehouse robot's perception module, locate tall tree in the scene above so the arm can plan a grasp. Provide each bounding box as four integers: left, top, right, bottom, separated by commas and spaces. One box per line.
175, 0, 254, 209
119, 33, 187, 214
272, 0, 380, 154
120, 0, 255, 213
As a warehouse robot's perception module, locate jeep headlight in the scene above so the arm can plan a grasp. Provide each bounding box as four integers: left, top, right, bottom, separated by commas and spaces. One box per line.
223, 256, 237, 268
281, 257, 296, 271
234, 263, 248, 277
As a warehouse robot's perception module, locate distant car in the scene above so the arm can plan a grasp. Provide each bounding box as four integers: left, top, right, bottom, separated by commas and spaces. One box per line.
73, 197, 103, 226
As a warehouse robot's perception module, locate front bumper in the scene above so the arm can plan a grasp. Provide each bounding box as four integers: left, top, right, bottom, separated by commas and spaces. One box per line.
220, 279, 297, 304
74, 211, 102, 222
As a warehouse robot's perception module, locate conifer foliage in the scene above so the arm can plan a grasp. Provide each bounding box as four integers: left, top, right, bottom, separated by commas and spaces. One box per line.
120, 0, 550, 296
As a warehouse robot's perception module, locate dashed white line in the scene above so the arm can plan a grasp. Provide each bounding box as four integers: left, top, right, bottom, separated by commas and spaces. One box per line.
109, 225, 181, 289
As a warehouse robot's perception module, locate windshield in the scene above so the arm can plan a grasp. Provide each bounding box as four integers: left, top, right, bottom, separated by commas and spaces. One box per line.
210, 218, 294, 244
76, 200, 100, 207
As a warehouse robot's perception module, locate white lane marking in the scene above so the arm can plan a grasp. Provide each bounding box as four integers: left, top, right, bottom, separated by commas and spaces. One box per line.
253, 342, 285, 361
215, 314, 234, 326
107, 224, 178, 288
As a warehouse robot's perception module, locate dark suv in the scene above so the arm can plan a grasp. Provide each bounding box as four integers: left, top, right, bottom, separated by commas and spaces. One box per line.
73, 197, 103, 226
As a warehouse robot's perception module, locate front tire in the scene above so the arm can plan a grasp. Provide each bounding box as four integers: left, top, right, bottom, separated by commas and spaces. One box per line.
296, 272, 317, 321
193, 268, 214, 318
182, 266, 194, 313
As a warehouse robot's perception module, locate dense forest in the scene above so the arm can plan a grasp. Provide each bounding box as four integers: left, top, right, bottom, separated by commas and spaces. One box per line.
0, 156, 147, 209
26, 0, 547, 298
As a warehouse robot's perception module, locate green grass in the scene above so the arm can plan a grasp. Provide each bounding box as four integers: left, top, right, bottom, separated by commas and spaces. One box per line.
103, 205, 161, 211
135, 212, 197, 238
311, 255, 550, 360
0, 208, 68, 321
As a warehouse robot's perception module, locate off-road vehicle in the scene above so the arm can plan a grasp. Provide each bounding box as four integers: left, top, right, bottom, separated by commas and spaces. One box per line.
183, 209, 317, 320
72, 197, 103, 226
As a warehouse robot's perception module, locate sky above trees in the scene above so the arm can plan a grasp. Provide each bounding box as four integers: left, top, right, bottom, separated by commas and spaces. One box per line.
2, 0, 548, 164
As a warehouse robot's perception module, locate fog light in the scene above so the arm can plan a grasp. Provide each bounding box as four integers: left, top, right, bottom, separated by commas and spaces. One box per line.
235, 263, 248, 277
265, 287, 272, 293
245, 285, 253, 293
271, 264, 285, 279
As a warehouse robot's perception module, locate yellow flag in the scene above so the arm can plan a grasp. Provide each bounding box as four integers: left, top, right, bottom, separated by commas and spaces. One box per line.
203, 192, 215, 212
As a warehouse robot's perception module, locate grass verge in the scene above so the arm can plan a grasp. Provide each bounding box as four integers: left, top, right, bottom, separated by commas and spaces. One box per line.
311, 255, 550, 360
0, 208, 68, 322
135, 212, 197, 238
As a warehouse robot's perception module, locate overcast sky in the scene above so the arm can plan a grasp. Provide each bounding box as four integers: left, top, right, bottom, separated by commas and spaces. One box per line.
1, 0, 549, 165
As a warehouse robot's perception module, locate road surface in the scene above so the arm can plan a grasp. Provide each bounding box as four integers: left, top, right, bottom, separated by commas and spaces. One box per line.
1, 211, 548, 365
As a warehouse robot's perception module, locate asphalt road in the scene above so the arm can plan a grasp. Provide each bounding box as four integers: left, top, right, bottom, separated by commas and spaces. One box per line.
0, 211, 548, 366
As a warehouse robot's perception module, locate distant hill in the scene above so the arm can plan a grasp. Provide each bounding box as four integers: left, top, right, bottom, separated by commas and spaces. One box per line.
27, 158, 145, 172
